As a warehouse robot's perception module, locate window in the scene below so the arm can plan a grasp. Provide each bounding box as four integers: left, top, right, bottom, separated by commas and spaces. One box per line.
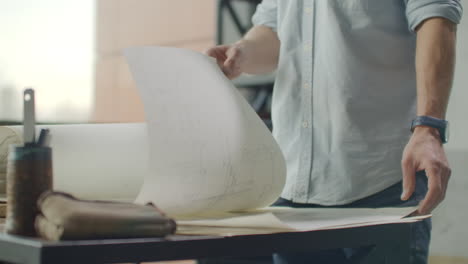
0, 0, 95, 122
0, 0, 215, 123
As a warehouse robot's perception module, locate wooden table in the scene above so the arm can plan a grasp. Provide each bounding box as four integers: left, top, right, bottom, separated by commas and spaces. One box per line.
0, 222, 411, 264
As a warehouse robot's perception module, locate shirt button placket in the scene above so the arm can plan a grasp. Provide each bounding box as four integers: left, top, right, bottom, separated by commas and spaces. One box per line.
295, 0, 315, 203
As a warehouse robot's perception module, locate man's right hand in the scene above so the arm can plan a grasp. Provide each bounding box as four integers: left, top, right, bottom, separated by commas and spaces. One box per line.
204, 25, 280, 79
204, 42, 246, 80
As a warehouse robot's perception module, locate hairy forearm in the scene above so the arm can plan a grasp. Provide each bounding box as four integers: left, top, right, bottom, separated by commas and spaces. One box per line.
415, 18, 457, 119
237, 25, 280, 74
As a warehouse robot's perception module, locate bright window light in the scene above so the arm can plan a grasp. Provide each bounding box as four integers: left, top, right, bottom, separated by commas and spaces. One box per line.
0, 0, 94, 122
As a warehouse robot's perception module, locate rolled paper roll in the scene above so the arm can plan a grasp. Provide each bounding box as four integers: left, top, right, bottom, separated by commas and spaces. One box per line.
2, 123, 148, 202
0, 127, 22, 200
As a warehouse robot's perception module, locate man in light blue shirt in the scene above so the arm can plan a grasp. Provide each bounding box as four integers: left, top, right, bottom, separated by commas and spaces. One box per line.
206, 0, 462, 263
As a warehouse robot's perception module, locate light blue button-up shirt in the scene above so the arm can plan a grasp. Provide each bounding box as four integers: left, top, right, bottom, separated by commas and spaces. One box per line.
252, 0, 462, 205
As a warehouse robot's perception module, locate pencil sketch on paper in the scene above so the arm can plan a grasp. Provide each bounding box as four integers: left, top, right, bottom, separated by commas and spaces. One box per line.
124, 46, 286, 217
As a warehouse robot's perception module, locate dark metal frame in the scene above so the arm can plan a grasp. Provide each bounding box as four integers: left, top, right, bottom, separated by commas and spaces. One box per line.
0, 223, 411, 264
216, 0, 273, 127
216, 0, 261, 45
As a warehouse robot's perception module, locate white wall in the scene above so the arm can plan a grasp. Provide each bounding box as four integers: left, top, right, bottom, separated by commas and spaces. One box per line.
446, 15, 468, 151
430, 16, 468, 258
431, 151, 468, 258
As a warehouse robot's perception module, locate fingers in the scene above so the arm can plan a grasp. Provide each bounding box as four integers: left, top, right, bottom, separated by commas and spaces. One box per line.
204, 45, 242, 79
401, 131, 451, 215
223, 48, 241, 79
401, 157, 416, 201
224, 46, 239, 66
418, 165, 450, 215
204, 46, 228, 66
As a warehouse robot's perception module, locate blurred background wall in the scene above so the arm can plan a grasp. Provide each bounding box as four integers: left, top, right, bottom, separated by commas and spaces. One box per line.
0, 0, 216, 123
429, 11, 468, 264
0, 0, 95, 123
93, 0, 216, 122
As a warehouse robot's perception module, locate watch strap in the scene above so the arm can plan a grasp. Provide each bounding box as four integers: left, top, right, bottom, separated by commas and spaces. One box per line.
411, 116, 448, 143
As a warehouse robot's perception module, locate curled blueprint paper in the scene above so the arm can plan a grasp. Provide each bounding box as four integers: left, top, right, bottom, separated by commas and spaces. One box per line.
124, 47, 286, 217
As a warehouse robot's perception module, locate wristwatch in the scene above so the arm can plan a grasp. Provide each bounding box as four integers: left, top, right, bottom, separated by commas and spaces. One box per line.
411, 116, 449, 144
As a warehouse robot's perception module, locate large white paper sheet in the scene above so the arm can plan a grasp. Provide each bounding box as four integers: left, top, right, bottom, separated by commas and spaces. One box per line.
124, 47, 286, 217
265, 206, 419, 230
176, 217, 424, 236
177, 207, 429, 236
177, 207, 418, 230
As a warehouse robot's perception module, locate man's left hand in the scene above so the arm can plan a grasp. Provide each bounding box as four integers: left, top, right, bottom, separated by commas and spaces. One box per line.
401, 126, 451, 215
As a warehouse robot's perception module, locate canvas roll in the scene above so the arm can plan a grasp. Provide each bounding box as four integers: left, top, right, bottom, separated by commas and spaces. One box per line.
0, 123, 148, 202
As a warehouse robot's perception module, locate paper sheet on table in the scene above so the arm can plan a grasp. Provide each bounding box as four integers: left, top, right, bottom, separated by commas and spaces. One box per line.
124, 47, 286, 217
1, 124, 148, 201
177, 206, 430, 236
176, 217, 424, 236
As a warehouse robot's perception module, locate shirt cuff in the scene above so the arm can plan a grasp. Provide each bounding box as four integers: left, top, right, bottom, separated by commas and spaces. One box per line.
251, 3, 278, 31
406, 0, 463, 32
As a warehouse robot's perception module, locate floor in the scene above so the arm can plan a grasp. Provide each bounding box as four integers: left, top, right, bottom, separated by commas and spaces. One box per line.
429, 256, 468, 264
147, 256, 468, 264
144, 256, 468, 264
143, 261, 195, 264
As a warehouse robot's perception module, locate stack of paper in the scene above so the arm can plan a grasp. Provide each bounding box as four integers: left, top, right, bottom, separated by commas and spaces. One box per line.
176, 206, 429, 236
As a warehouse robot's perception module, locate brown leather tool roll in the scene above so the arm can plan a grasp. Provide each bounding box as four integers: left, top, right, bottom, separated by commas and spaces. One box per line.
35, 191, 176, 241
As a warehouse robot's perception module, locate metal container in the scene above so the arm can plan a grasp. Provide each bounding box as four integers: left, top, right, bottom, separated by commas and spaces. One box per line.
6, 145, 53, 236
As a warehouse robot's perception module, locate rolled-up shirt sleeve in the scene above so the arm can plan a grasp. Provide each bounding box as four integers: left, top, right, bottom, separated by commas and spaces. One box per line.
406, 0, 463, 32
252, 0, 278, 31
